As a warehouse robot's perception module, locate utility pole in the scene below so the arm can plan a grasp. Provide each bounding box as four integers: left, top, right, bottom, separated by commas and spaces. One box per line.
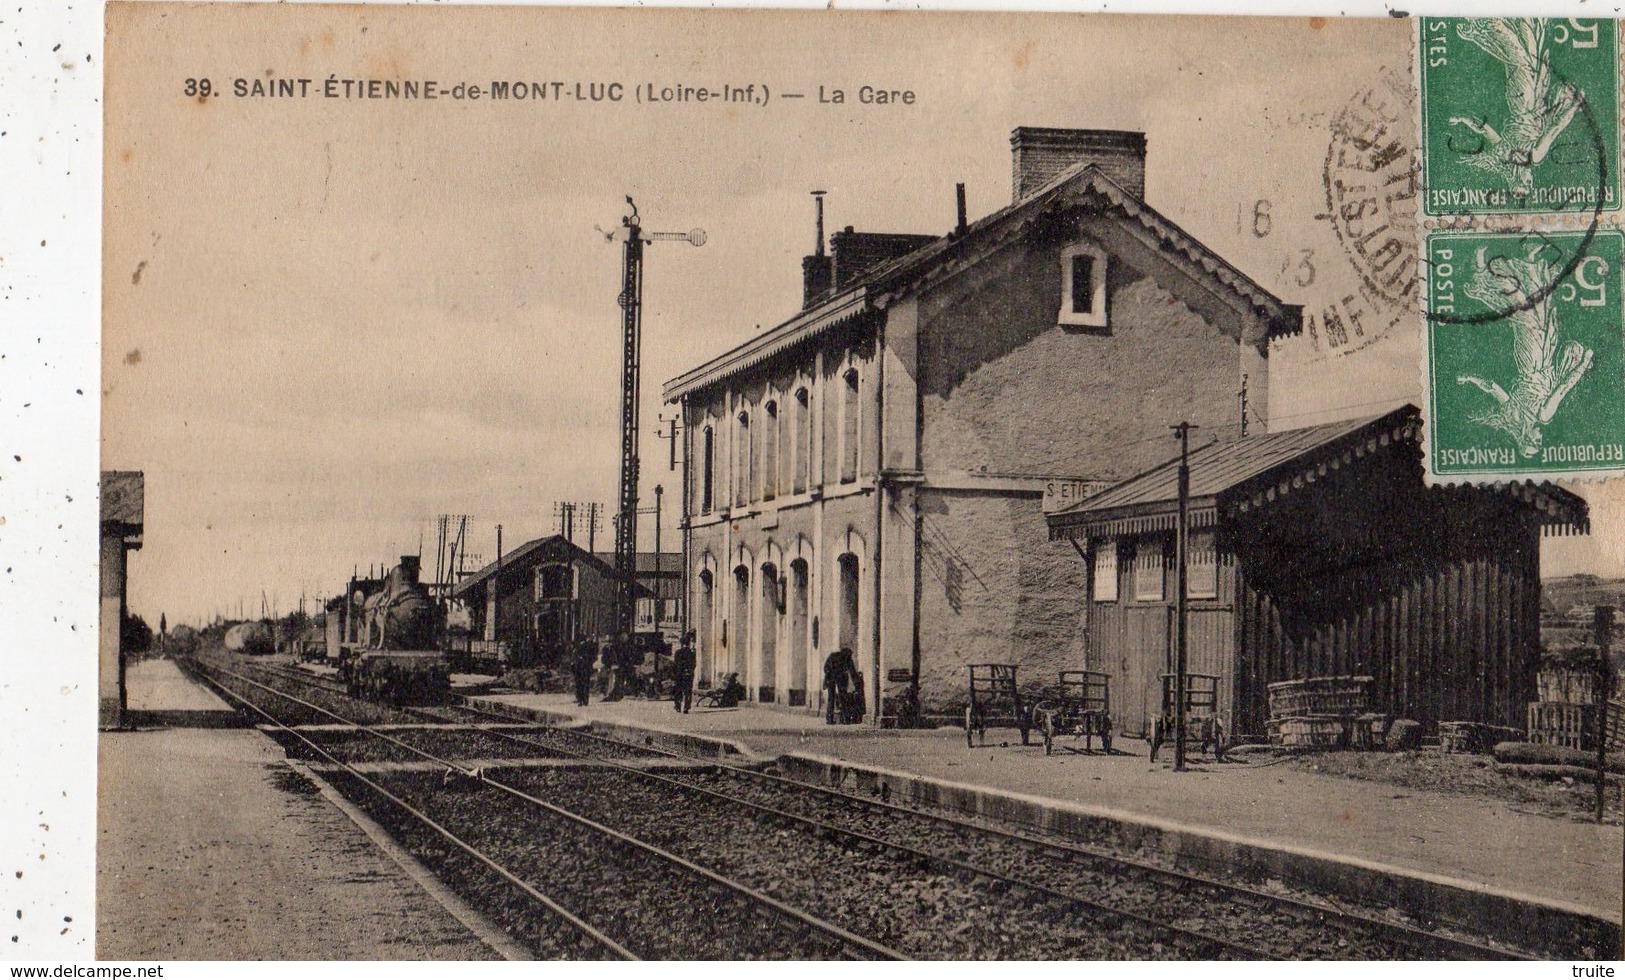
653, 484, 664, 634
1595, 605, 1615, 823
604, 197, 704, 643
657, 413, 682, 472
1171, 421, 1197, 772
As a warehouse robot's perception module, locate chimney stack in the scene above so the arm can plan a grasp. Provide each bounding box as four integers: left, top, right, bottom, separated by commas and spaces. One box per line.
802, 190, 834, 308
955, 183, 968, 237
1010, 127, 1146, 203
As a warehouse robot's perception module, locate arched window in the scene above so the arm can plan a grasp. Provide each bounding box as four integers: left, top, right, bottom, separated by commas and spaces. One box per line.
735, 410, 751, 507
762, 399, 779, 501
792, 387, 810, 494
840, 369, 860, 484
700, 425, 715, 514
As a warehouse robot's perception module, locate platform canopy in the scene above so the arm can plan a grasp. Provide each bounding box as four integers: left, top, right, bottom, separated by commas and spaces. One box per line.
1046, 405, 1590, 542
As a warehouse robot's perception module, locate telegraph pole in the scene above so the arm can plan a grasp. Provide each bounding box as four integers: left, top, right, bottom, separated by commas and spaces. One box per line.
657, 413, 682, 472
1171, 421, 1197, 772
605, 197, 704, 643
1595, 605, 1615, 823
652, 484, 664, 634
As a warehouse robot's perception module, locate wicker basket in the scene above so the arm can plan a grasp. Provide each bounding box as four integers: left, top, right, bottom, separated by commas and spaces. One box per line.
1268, 715, 1349, 749
1267, 676, 1375, 720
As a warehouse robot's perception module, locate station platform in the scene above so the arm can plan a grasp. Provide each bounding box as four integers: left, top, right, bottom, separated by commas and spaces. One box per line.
475, 689, 1625, 941
98, 659, 514, 960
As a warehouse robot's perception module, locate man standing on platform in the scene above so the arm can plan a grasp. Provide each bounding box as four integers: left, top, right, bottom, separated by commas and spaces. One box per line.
571, 636, 596, 707
671, 630, 696, 714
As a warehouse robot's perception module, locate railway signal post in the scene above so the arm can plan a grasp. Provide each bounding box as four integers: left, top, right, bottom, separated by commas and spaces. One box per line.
606, 198, 704, 645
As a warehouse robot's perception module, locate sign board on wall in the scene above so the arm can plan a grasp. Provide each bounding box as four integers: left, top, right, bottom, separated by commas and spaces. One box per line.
1042, 479, 1111, 514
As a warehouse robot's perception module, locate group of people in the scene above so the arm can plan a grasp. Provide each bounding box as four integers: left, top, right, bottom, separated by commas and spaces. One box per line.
568, 630, 699, 711
566, 631, 866, 725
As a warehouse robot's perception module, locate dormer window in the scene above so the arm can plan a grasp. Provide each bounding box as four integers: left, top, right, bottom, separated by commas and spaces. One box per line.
1060, 242, 1108, 329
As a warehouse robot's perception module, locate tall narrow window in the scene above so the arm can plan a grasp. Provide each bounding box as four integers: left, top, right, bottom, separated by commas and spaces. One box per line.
735, 411, 750, 508
793, 387, 810, 494
1092, 544, 1118, 603
1187, 532, 1219, 599
1059, 243, 1109, 329
700, 425, 715, 514
1133, 540, 1164, 602
762, 399, 779, 501
840, 369, 860, 484
1070, 254, 1095, 314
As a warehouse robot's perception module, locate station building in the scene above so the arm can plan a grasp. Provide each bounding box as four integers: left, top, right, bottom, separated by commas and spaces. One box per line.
100, 470, 144, 728
663, 127, 1302, 720
1046, 406, 1589, 738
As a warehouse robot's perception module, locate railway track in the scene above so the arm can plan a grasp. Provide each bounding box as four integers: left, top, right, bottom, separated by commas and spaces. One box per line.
192, 652, 1555, 959
186, 654, 902, 960
420, 700, 1539, 961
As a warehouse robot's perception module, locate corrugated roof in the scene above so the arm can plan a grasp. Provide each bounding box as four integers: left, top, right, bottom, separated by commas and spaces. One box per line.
664, 161, 1300, 402
100, 470, 144, 528
1048, 404, 1589, 537
1058, 411, 1393, 518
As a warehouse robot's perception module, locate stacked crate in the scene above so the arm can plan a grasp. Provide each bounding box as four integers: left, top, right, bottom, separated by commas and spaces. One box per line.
1266, 676, 1375, 749
1527, 666, 1603, 751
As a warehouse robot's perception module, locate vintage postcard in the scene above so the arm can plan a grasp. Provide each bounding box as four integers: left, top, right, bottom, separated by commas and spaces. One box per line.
86, 1, 1625, 964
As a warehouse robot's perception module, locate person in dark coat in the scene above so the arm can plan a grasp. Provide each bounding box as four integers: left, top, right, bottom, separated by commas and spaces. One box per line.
571, 637, 596, 707
671, 631, 697, 714
823, 647, 861, 724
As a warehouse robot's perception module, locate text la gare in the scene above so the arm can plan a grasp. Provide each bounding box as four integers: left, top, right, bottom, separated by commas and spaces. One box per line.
820, 85, 914, 105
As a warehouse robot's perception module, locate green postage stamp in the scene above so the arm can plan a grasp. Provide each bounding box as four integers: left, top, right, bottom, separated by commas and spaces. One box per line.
1424, 229, 1625, 481
1420, 18, 1619, 216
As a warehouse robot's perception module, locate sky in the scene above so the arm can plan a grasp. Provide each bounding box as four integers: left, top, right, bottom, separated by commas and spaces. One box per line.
100, 4, 1625, 626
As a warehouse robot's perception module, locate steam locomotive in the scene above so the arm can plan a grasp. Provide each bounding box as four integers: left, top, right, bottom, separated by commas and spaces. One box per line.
337, 556, 451, 705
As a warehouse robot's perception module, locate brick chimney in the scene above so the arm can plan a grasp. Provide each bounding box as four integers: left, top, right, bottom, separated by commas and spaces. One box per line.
802, 190, 835, 308
1011, 127, 1146, 203
830, 227, 937, 291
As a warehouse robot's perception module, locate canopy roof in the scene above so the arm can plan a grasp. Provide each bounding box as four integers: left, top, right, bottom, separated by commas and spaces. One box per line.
1046, 405, 1590, 540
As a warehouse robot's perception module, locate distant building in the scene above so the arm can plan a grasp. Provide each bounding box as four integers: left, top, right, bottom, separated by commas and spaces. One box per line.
665, 126, 1301, 718
1046, 406, 1588, 737
592, 550, 683, 640
100, 471, 144, 728
450, 535, 675, 660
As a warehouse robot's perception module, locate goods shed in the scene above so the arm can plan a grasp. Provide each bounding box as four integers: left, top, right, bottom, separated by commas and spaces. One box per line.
1046, 406, 1588, 740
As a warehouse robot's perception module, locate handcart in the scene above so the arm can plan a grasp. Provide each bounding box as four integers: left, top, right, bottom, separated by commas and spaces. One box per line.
1029, 670, 1113, 755
964, 663, 1030, 747
1149, 672, 1226, 762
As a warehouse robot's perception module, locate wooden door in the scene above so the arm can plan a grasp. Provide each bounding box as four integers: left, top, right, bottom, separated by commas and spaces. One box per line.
1118, 605, 1171, 737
